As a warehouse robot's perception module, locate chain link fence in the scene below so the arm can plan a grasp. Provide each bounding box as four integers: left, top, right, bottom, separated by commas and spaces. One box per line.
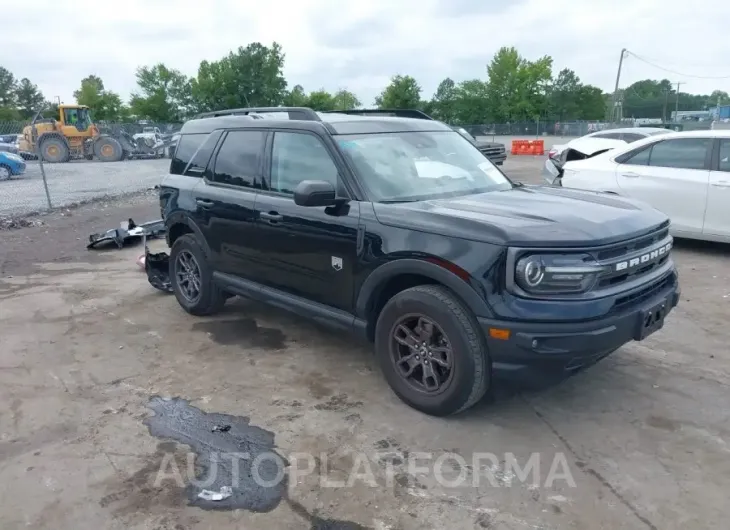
1, 118, 181, 218
462, 120, 634, 139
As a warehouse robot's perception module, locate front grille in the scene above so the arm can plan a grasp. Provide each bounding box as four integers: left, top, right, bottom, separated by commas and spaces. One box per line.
479, 146, 506, 158
590, 224, 672, 292
611, 272, 676, 313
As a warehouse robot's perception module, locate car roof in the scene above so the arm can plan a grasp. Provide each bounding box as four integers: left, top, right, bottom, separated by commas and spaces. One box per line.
180, 107, 452, 136
604, 128, 730, 159
589, 127, 668, 135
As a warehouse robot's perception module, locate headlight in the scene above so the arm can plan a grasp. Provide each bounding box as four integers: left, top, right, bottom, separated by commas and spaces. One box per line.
514, 254, 605, 294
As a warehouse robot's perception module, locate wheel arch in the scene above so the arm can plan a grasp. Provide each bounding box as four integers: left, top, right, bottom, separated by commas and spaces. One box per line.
356, 258, 492, 342
165, 213, 212, 256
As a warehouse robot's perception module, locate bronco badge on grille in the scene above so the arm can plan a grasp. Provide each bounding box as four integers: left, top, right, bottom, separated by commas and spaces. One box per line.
615, 241, 672, 272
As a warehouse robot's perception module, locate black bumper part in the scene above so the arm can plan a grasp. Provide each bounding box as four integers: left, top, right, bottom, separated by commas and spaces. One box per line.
479, 283, 680, 385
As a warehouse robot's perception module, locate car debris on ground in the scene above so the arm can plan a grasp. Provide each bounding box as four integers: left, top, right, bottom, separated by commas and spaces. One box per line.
87, 218, 165, 250
197, 486, 233, 501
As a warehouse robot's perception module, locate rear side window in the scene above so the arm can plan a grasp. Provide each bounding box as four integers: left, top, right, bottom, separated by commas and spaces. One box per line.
718, 139, 730, 172
170, 133, 207, 175
210, 130, 266, 188
648, 138, 710, 170
621, 133, 645, 143
616, 145, 651, 166
593, 132, 622, 140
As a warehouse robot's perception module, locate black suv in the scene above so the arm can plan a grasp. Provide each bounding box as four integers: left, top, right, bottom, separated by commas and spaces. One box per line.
158, 106, 680, 416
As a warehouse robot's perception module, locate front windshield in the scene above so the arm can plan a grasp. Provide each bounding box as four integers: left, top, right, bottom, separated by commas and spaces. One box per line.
337, 131, 512, 202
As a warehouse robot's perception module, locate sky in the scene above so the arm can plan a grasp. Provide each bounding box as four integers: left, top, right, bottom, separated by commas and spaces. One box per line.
4, 0, 730, 107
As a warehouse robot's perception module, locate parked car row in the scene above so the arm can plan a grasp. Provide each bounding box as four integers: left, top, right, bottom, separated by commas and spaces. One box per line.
544, 129, 730, 243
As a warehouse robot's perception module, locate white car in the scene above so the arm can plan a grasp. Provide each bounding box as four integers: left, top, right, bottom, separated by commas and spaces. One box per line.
548, 127, 671, 160
555, 130, 730, 242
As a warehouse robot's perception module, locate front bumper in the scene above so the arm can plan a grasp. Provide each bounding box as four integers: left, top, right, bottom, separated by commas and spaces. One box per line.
478, 277, 680, 386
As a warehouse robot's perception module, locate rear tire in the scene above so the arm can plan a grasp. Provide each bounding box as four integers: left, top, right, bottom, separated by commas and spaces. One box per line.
169, 234, 226, 316
93, 136, 123, 162
40, 136, 70, 163
374, 285, 490, 416
0, 164, 11, 180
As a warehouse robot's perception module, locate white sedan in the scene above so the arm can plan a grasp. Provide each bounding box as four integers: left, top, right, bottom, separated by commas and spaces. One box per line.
555, 130, 730, 242
548, 126, 671, 160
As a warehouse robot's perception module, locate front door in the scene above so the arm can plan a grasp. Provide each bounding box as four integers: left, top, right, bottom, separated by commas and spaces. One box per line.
616, 137, 711, 234
704, 138, 730, 238
252, 130, 360, 312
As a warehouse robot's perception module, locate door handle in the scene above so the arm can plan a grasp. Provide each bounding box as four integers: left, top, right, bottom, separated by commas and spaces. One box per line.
196, 199, 214, 208
260, 211, 284, 223
711, 180, 730, 188
621, 172, 640, 178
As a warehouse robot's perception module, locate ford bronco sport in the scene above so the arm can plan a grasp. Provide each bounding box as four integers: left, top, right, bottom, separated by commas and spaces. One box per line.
158, 106, 680, 416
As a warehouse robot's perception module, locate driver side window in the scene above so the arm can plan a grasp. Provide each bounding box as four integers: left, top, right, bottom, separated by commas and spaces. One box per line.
64, 109, 78, 124
270, 132, 339, 195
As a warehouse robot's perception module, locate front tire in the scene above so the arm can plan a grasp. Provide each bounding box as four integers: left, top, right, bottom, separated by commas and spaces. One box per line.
169, 234, 225, 316
374, 285, 490, 416
93, 136, 123, 162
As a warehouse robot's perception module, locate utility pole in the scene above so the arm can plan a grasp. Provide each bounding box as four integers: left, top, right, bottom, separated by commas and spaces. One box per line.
662, 89, 669, 122
674, 81, 684, 122
608, 48, 628, 122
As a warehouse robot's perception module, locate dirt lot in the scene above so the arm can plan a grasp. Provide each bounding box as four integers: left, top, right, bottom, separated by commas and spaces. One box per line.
1, 158, 729, 530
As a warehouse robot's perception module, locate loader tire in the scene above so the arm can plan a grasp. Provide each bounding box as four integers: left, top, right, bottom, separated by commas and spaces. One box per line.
94, 137, 123, 162
40, 136, 70, 163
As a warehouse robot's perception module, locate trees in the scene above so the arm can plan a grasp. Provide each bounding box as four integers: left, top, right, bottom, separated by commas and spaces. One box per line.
129, 64, 194, 122
333, 89, 360, 110
73, 75, 126, 121
375, 75, 422, 109
484, 47, 553, 122
15, 78, 45, 119
192, 42, 287, 112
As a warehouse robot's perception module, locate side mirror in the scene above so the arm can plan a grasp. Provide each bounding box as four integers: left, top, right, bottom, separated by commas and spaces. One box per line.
294, 180, 338, 207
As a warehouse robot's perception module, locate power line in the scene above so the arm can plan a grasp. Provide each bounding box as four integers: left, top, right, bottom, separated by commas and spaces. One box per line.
626, 50, 730, 80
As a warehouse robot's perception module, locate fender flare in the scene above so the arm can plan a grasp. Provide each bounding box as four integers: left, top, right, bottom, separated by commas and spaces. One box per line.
355, 258, 493, 321
164, 212, 212, 256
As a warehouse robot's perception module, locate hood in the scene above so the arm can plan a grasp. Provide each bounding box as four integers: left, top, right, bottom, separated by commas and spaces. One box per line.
372, 186, 668, 247
474, 139, 504, 149
565, 137, 625, 156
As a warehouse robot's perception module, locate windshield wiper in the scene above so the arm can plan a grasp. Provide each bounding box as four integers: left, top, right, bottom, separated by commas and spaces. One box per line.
379, 198, 419, 204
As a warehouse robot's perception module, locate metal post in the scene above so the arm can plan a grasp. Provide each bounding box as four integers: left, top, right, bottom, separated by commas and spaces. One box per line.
31, 114, 53, 210
608, 49, 627, 122
675, 82, 684, 122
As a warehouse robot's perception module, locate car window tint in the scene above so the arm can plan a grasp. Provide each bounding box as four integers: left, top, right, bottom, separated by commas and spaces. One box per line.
186, 131, 222, 176
595, 132, 622, 140
649, 138, 709, 170
211, 130, 265, 188
620, 146, 651, 166
270, 132, 338, 195
170, 133, 207, 175
718, 140, 730, 172
622, 133, 644, 143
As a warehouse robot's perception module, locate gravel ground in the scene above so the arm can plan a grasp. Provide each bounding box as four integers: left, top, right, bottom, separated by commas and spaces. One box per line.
0, 158, 170, 216
1, 157, 728, 530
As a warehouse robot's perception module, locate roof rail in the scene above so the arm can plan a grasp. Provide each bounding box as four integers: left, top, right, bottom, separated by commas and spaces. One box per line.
323, 109, 435, 121
194, 107, 322, 121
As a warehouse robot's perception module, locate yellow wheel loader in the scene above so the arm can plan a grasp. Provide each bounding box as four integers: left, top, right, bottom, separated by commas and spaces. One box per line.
19, 105, 161, 163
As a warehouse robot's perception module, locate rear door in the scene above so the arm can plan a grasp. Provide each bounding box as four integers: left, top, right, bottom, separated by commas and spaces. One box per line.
193, 129, 267, 280
703, 138, 730, 238
615, 137, 711, 233
251, 130, 360, 311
